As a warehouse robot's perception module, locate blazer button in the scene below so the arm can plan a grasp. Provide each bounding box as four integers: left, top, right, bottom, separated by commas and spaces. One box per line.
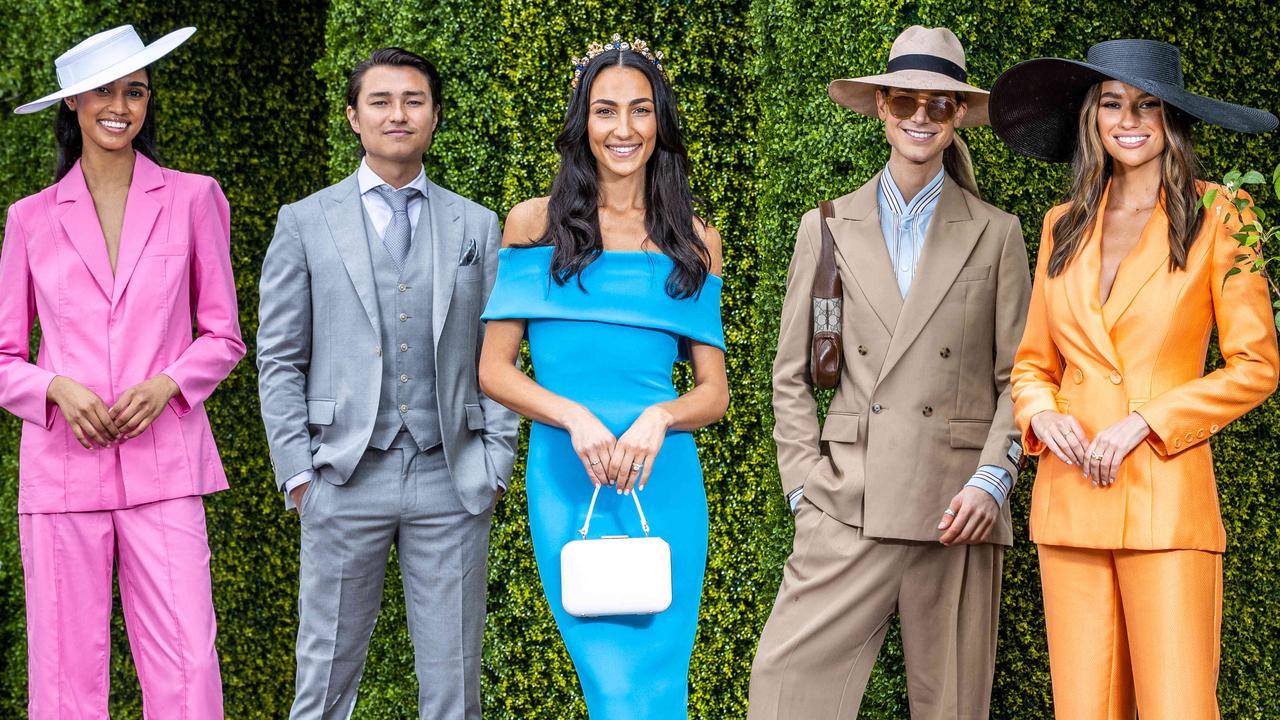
1197, 429, 1205, 438
1174, 438, 1182, 448
1210, 424, 1220, 434
375, 347, 382, 356
1109, 372, 1122, 384
858, 345, 868, 356
1073, 369, 1084, 384
1184, 432, 1194, 443
940, 348, 951, 358
872, 403, 883, 414
922, 406, 933, 417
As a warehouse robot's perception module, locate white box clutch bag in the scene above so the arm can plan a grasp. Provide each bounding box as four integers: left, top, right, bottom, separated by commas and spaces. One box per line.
560, 485, 672, 618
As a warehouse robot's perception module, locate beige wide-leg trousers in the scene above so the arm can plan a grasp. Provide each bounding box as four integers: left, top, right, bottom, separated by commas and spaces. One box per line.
748, 498, 1002, 720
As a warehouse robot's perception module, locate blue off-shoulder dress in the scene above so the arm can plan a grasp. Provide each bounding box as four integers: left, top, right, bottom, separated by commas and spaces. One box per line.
482, 246, 724, 719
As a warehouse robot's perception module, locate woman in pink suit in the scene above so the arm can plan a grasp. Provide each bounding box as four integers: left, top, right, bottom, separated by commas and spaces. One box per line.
0, 25, 244, 719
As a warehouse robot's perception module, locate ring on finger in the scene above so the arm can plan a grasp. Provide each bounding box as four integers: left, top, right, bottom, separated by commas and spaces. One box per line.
1090, 452, 1104, 461
943, 507, 957, 517
589, 458, 601, 466
631, 461, 643, 472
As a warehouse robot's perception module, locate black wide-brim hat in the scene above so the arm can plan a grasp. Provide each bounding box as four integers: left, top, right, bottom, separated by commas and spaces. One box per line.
990, 39, 1278, 162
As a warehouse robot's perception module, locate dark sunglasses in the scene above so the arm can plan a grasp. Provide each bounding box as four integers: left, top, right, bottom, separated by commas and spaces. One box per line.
886, 93, 959, 124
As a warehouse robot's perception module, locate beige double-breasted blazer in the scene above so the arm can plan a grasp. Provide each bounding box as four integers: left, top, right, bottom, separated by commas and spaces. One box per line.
772, 173, 1032, 544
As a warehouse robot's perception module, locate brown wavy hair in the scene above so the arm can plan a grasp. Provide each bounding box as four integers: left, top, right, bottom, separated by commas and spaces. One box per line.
1047, 83, 1204, 277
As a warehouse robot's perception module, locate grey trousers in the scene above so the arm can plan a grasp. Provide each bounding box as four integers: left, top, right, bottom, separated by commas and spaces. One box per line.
291, 433, 493, 720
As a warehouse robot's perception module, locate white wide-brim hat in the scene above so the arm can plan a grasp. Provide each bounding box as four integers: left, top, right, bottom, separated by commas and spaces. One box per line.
14, 25, 195, 114
828, 26, 990, 127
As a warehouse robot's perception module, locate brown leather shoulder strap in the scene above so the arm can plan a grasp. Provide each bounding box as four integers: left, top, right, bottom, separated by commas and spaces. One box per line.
813, 200, 840, 298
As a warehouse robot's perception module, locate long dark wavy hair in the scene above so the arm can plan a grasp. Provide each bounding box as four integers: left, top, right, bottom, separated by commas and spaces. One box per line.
1048, 83, 1204, 277
531, 46, 709, 298
54, 68, 161, 181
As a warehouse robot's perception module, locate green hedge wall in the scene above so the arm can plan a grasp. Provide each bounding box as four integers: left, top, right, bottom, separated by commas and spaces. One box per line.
1, 0, 1278, 717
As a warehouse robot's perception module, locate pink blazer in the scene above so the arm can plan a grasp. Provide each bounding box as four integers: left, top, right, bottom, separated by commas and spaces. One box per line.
0, 154, 245, 513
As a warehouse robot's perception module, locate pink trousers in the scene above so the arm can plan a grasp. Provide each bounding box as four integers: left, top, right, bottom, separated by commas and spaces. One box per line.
19, 495, 224, 719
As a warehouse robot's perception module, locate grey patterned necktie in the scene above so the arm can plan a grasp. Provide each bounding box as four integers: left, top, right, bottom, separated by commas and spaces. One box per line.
371, 184, 421, 269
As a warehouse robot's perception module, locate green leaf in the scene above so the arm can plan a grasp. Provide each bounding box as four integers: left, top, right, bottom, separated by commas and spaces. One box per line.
1273, 177, 1280, 198
1253, 205, 1267, 222
1224, 169, 1243, 188
1272, 163, 1280, 183
1202, 187, 1218, 209
1274, 310, 1280, 331
1242, 170, 1266, 185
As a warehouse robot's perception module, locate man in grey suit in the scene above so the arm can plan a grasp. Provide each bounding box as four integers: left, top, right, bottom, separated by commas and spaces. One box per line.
257, 47, 518, 719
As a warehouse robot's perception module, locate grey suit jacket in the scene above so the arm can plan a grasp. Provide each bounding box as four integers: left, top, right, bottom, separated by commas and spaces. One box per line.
257, 172, 518, 515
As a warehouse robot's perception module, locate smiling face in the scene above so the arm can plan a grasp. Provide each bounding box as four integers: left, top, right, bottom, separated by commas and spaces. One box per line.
346, 64, 439, 167
1095, 80, 1166, 171
587, 65, 658, 181
64, 69, 150, 154
876, 87, 967, 166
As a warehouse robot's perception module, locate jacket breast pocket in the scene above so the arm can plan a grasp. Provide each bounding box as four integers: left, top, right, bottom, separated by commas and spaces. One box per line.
820, 411, 860, 444
456, 263, 484, 283
948, 419, 991, 449
955, 264, 991, 282
140, 243, 190, 258
306, 399, 336, 426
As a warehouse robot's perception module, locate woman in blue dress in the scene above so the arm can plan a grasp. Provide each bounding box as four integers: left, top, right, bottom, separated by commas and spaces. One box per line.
479, 36, 728, 719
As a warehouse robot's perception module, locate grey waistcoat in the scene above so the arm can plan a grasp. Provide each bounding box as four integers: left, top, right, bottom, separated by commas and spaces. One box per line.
364, 203, 442, 451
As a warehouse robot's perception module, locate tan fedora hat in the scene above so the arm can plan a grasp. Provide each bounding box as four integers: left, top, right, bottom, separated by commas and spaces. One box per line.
828, 26, 989, 127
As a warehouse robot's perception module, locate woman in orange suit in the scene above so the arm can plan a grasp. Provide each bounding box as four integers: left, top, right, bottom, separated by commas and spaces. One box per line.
989, 40, 1279, 718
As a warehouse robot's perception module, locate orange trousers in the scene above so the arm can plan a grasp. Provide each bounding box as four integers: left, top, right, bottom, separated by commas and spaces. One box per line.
1037, 545, 1222, 720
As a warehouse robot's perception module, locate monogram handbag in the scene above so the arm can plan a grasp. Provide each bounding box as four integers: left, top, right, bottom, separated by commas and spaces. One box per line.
560, 485, 672, 618
810, 199, 844, 389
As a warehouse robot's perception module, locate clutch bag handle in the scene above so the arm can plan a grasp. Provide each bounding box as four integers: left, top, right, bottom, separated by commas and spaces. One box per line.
578, 484, 651, 539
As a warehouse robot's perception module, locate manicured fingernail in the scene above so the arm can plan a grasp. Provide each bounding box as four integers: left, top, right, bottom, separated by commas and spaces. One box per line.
616, 487, 621, 495
938, 522, 947, 529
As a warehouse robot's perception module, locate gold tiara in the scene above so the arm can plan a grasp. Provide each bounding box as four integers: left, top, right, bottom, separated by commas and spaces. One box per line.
571, 34, 665, 90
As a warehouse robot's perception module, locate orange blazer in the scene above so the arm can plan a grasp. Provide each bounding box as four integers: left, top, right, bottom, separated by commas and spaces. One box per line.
1012, 183, 1278, 552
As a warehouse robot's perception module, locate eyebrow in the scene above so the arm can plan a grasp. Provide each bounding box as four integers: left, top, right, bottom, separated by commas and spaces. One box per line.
1101, 91, 1158, 100
590, 98, 655, 106
366, 90, 428, 98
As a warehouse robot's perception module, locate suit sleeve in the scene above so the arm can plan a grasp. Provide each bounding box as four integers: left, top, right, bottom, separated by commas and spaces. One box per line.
1011, 211, 1066, 456
979, 216, 1032, 479
256, 203, 317, 490
1136, 195, 1279, 455
772, 209, 826, 499
162, 177, 247, 416
476, 209, 519, 486
0, 205, 59, 428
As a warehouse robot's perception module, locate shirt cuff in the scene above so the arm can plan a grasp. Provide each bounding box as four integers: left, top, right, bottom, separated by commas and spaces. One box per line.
965, 465, 1012, 508
787, 487, 804, 513
283, 468, 314, 511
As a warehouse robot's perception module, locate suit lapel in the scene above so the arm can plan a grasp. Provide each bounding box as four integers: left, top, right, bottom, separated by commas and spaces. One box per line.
1101, 195, 1170, 330
830, 173, 903, 335
879, 177, 986, 381
1063, 184, 1123, 370
55, 162, 114, 298
428, 180, 461, 347
110, 154, 164, 306
323, 174, 381, 341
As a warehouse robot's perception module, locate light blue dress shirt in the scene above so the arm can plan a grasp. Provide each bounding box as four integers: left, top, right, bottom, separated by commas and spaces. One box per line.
790, 166, 1013, 512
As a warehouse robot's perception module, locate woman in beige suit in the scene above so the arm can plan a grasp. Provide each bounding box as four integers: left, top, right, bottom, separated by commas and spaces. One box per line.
750, 26, 1031, 720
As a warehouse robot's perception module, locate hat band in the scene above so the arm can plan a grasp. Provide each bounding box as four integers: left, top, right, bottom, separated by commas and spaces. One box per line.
886, 54, 967, 82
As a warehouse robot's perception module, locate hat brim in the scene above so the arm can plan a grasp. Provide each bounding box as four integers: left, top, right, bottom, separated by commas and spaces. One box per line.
14, 27, 196, 114
829, 70, 991, 127
990, 57, 1279, 163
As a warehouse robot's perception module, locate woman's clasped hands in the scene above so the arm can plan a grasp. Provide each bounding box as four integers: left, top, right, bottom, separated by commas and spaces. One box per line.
566, 404, 673, 495
1030, 409, 1153, 487
47, 373, 180, 449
